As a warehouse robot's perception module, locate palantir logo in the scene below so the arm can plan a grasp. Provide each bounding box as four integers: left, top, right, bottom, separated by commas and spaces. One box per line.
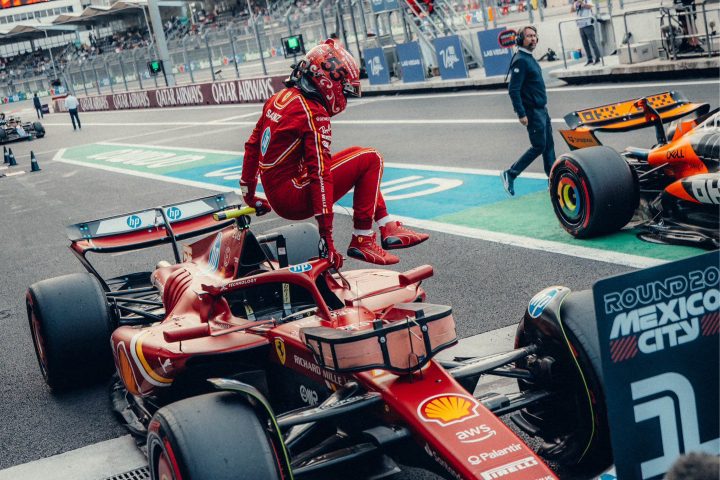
631, 372, 719, 479
166, 206, 182, 221
370, 56, 384, 77
126, 215, 142, 229
440, 46, 460, 69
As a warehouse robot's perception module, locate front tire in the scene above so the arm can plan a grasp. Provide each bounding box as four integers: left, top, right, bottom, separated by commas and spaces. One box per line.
147, 392, 284, 480
26, 272, 114, 390
550, 146, 639, 238
32, 121, 45, 138
515, 289, 611, 474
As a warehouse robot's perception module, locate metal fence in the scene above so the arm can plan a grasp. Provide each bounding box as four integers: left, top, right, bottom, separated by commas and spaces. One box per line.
0, 0, 682, 98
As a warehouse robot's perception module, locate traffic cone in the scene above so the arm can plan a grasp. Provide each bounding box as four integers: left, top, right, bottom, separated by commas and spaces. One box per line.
8, 148, 16, 166
30, 151, 41, 172
3, 146, 7, 164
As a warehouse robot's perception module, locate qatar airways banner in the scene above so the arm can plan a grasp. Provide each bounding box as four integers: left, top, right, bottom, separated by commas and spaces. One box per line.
55, 75, 286, 113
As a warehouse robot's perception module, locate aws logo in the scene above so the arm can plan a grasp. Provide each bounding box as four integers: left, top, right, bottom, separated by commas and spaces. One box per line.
418, 393, 480, 427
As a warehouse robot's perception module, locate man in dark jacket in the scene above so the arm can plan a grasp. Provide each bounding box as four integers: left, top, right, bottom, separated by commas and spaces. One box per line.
501, 25, 555, 196
33, 93, 43, 119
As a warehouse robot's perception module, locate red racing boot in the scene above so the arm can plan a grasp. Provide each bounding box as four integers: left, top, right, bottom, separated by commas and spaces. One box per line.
380, 221, 429, 250
347, 233, 400, 265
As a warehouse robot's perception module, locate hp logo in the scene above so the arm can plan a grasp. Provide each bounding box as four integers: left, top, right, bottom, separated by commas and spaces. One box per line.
126, 215, 142, 229
166, 207, 182, 221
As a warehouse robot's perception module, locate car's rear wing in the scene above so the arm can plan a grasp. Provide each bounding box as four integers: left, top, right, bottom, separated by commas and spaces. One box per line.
67, 192, 242, 256
560, 91, 710, 150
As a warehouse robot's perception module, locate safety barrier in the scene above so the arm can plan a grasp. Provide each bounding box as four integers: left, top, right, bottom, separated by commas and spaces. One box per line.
52, 74, 286, 113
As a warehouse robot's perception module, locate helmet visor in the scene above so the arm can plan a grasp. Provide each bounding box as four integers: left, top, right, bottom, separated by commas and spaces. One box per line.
343, 80, 361, 98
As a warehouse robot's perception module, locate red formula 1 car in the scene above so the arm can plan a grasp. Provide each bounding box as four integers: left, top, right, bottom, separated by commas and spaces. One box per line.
27, 193, 612, 480
551, 91, 719, 249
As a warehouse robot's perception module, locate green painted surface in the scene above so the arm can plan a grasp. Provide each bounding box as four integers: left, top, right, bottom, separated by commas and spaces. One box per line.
62, 143, 236, 175
437, 191, 704, 261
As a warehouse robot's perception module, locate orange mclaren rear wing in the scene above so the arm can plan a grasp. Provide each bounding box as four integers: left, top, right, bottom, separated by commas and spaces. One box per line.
560, 90, 710, 150
67, 192, 242, 254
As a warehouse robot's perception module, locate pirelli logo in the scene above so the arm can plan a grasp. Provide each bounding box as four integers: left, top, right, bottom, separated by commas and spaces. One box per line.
480, 456, 539, 479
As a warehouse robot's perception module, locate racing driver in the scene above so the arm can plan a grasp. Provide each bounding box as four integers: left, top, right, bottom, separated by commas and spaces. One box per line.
240, 39, 429, 267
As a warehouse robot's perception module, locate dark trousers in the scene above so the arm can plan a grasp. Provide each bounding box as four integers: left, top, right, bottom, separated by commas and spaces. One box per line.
69, 108, 81, 130
510, 107, 555, 177
35, 106, 43, 119
579, 24, 602, 61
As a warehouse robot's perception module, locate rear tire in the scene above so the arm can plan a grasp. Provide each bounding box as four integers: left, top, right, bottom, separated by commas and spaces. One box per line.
32, 121, 45, 138
515, 290, 611, 474
0, 128, 7, 143
549, 146, 639, 238
147, 392, 284, 480
260, 222, 321, 266
26, 273, 114, 390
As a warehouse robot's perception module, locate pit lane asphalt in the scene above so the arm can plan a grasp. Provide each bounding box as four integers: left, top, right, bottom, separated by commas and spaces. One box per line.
0, 79, 716, 478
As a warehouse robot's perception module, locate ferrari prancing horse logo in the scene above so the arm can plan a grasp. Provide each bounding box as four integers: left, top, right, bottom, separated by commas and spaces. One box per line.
274, 338, 286, 365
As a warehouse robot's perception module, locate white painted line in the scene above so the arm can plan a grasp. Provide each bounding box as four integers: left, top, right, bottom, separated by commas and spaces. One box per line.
357, 79, 720, 102
209, 111, 261, 123
41, 118, 562, 127
151, 125, 241, 145
0, 435, 146, 480
333, 119, 565, 125
54, 156, 239, 192
397, 216, 664, 269
4, 171, 25, 177
41, 121, 202, 126
103, 124, 196, 144
97, 142, 243, 156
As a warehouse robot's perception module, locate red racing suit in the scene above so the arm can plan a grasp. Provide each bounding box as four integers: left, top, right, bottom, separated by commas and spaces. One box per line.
241, 87, 388, 234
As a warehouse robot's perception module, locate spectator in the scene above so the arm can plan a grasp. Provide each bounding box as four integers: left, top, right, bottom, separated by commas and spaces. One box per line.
64, 93, 81, 131
572, 0, 602, 65
501, 25, 555, 196
33, 92, 43, 119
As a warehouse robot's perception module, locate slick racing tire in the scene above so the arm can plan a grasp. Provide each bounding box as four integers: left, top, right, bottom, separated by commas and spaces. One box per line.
549, 146, 639, 238
147, 392, 284, 480
515, 290, 612, 474
0, 128, 7, 143
259, 222, 321, 266
32, 122, 45, 138
26, 273, 114, 390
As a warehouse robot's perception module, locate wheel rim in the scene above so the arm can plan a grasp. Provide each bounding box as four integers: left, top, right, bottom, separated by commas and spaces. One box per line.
154, 438, 182, 480
553, 167, 589, 229
27, 299, 49, 381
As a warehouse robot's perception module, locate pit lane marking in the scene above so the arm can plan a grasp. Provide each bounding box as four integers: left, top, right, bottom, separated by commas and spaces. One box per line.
52, 145, 667, 269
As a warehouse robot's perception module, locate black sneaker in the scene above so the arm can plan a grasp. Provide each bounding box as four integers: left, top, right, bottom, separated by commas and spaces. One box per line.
594, 58, 602, 65
501, 170, 515, 196
584, 60, 593, 66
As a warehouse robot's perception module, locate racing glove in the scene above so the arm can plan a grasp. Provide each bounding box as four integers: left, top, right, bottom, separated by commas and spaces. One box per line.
240, 180, 272, 216
316, 214, 343, 269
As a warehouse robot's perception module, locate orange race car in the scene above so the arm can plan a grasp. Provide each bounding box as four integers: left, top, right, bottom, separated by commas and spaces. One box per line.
550, 91, 719, 249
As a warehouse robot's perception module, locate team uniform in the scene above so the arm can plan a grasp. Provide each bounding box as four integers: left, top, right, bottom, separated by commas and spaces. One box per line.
240, 40, 428, 266
242, 88, 388, 231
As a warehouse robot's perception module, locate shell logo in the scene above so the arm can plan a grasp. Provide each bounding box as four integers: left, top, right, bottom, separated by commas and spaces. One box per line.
417, 393, 480, 427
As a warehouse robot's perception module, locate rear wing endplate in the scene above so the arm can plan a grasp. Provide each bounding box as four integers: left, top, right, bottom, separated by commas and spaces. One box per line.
67, 192, 242, 254
560, 91, 710, 150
